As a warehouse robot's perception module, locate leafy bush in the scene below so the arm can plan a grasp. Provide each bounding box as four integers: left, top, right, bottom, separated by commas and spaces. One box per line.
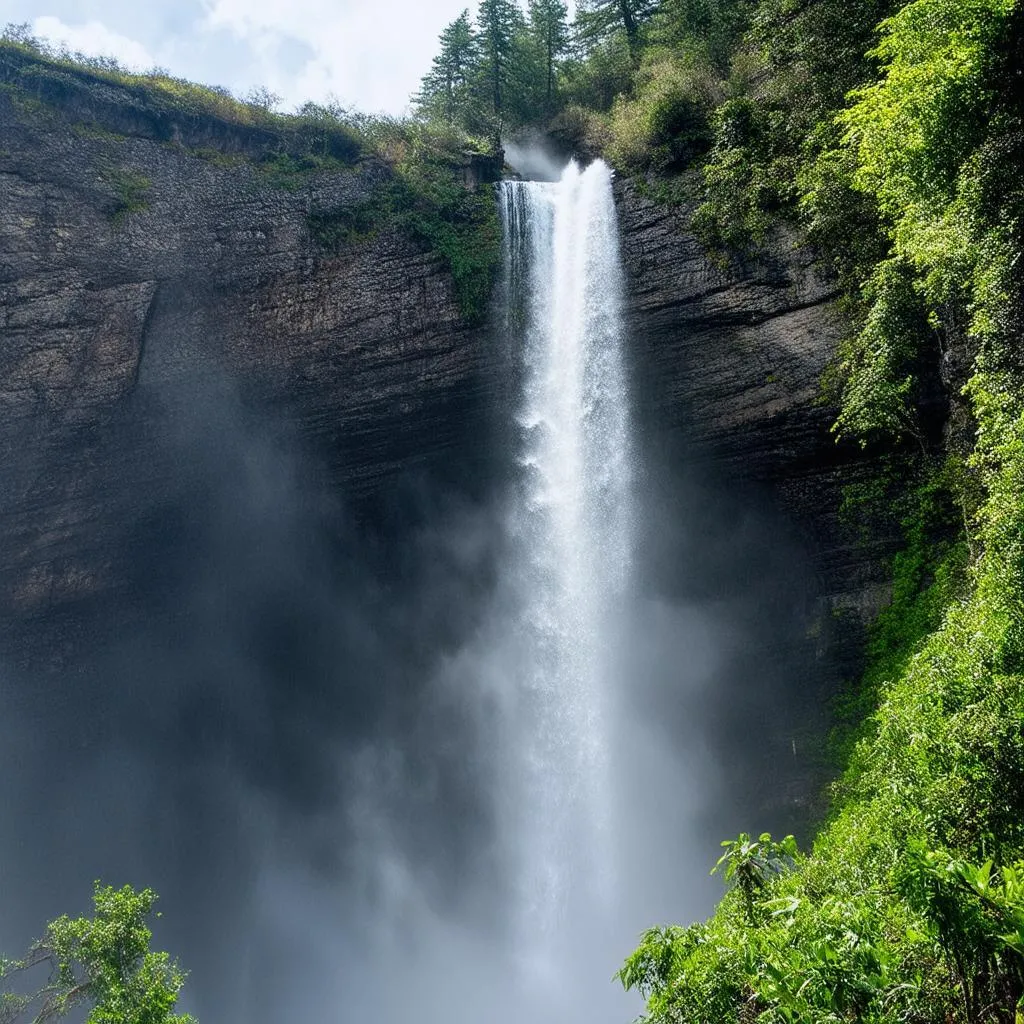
690, 94, 791, 248
1, 883, 194, 1024
827, 258, 931, 444
606, 50, 719, 170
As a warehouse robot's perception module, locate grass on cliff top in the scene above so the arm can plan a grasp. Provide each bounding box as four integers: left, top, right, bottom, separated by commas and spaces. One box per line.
0, 24, 366, 165
1, 23, 503, 324
305, 120, 503, 323
0, 24, 498, 170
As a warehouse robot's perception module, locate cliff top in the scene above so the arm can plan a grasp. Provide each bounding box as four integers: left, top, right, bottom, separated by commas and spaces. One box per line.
0, 33, 369, 169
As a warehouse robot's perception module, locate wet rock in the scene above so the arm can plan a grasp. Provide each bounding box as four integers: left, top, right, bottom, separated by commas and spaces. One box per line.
615, 177, 893, 665
615, 177, 899, 823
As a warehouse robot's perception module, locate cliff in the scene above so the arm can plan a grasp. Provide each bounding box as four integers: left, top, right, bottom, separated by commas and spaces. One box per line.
616, 178, 897, 819
617, 178, 894, 665
0, 54, 893, 821
0, 61, 501, 654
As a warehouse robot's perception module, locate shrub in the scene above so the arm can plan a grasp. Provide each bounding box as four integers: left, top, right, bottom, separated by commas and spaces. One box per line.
546, 103, 611, 159
606, 51, 719, 171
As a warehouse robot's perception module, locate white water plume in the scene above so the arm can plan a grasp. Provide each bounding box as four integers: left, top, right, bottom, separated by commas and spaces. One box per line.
303, 161, 715, 1024
498, 160, 633, 946
323, 159, 649, 1022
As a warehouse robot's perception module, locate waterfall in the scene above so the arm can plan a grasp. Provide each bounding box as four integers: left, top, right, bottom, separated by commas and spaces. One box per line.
322, 161, 655, 1024
498, 160, 633, 945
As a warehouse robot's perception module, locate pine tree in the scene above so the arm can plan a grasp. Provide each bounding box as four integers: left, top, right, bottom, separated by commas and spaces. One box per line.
476, 0, 525, 117
653, 0, 755, 69
574, 0, 656, 53
528, 0, 569, 112
416, 9, 479, 123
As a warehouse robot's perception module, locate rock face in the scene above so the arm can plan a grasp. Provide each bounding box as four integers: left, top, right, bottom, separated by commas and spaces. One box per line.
613, 178, 898, 820
0, 64, 894, 828
0, 78, 499, 651
616, 178, 892, 666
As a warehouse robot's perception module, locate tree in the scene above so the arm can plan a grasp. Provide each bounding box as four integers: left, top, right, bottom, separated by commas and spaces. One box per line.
415, 10, 480, 124
476, 0, 525, 118
712, 832, 797, 924
651, 0, 756, 69
574, 0, 657, 54
0, 884, 194, 1024
528, 0, 569, 112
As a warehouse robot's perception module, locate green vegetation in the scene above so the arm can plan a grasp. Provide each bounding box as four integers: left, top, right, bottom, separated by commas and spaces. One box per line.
0, 24, 362, 162
413, 0, 753, 157
413, 0, 1023, 1019
392, 150, 503, 321
0, 25, 502, 323
1, 883, 194, 1024
305, 122, 503, 320
104, 168, 152, 224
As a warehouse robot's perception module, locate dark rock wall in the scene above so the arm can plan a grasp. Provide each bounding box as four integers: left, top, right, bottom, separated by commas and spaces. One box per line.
0, 89, 498, 646
614, 179, 898, 821
617, 179, 893, 675
0, 84, 894, 827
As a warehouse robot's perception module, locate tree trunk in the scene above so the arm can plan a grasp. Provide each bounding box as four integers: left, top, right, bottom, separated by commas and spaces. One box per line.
618, 0, 638, 46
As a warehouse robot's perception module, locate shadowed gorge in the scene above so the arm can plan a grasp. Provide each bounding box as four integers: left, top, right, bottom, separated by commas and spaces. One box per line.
0, 43, 844, 1021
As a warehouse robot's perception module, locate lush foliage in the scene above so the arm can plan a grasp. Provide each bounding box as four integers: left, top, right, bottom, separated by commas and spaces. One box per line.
1, 884, 194, 1024
603, 0, 1024, 1019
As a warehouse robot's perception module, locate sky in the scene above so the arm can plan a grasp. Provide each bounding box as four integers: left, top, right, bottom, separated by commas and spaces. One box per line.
1, 0, 490, 114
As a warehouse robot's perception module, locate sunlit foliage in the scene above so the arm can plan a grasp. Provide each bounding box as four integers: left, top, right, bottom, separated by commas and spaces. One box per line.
606, 0, 1024, 1017
1, 884, 194, 1024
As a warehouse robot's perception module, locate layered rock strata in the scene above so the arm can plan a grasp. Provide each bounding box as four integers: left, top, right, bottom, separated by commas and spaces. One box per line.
0, 81, 496, 645
0, 68, 899, 825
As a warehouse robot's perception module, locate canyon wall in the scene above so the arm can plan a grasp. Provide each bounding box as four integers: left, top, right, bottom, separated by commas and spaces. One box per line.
0, 70, 499, 663
617, 178, 893, 680
0, 59, 894, 821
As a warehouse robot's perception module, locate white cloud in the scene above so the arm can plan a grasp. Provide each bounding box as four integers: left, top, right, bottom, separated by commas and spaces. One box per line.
14, 1, 520, 115
31, 14, 156, 70
199, 0, 470, 113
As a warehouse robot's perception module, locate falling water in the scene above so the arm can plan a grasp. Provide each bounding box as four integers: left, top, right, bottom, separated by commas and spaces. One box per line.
499, 160, 633, 946
308, 161, 648, 1024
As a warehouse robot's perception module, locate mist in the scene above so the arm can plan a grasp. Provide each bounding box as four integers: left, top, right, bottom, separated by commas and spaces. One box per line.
503, 134, 570, 182
0, 164, 826, 1024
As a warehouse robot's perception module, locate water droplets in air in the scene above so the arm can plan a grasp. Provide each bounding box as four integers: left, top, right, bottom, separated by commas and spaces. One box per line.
332, 161, 646, 1024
